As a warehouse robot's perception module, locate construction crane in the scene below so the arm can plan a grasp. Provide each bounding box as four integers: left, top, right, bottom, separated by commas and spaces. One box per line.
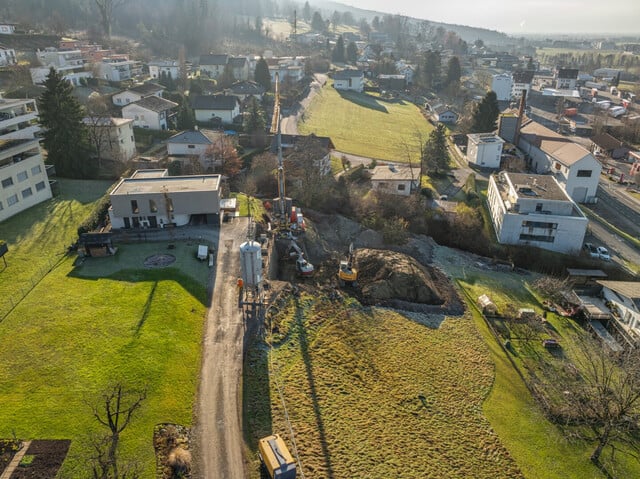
270, 73, 288, 228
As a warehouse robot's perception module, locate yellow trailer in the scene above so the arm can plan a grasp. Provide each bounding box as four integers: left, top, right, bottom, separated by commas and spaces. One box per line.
258, 434, 296, 479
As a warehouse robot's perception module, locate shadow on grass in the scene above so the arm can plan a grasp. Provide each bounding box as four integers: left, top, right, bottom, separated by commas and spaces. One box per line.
67, 267, 209, 306
135, 280, 158, 334
242, 333, 272, 452
337, 90, 388, 113
295, 298, 335, 479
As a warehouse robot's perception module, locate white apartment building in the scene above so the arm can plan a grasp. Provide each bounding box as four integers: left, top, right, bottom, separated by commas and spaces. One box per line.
148, 60, 180, 80
0, 98, 40, 141
491, 73, 513, 102
83, 117, 136, 162
487, 172, 588, 254
0, 139, 52, 222
467, 133, 504, 168
0, 46, 17, 67
96, 59, 142, 82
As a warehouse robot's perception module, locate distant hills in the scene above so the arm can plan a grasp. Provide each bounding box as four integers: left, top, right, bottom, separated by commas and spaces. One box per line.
316, 0, 513, 45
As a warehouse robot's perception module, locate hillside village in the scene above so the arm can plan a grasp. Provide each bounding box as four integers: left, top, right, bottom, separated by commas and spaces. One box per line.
1, 0, 640, 478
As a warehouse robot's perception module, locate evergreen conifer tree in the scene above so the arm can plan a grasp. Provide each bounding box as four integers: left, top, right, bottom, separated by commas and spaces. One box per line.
254, 57, 271, 92
38, 67, 93, 178
470, 91, 500, 133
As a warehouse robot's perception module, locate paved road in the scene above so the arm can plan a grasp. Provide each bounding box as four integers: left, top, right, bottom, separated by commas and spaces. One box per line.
193, 218, 249, 479
280, 73, 327, 135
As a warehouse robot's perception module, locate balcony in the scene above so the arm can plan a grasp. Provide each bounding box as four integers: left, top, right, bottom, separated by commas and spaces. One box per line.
0, 110, 38, 131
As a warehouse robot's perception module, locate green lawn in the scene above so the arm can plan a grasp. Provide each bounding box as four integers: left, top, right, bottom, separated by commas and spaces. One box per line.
299, 81, 432, 162
458, 276, 640, 479
0, 178, 114, 317
0, 180, 209, 477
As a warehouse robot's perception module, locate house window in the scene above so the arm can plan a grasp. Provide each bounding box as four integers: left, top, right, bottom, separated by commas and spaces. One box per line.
187, 145, 196, 149
31, 165, 42, 175
134, 115, 139, 120
131, 136, 134, 141
131, 200, 139, 213
149, 199, 158, 212
519, 233, 555, 243
555, 162, 562, 170
577, 169, 592, 177
0, 201, 3, 210
22, 187, 32, 198
535, 203, 543, 212
7, 194, 18, 206
397, 184, 406, 191
17, 170, 28, 182
1, 177, 13, 188
35, 181, 46, 191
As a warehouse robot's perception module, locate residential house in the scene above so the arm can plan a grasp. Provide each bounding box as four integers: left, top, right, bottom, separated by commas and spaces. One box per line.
333, 70, 364, 92
0, 45, 16, 67
492, 73, 513, 102
467, 133, 504, 168
267, 57, 306, 83
0, 98, 40, 141
511, 70, 534, 100
590, 132, 630, 160
82, 117, 136, 162
370, 165, 420, 197
487, 172, 588, 254
96, 58, 142, 82
430, 104, 459, 124
0, 23, 16, 34
597, 281, 640, 342
30, 48, 92, 86
121, 96, 178, 130
199, 54, 229, 79
108, 169, 221, 228
271, 134, 335, 176
229, 81, 265, 101
555, 68, 579, 90
517, 120, 601, 203
229, 57, 250, 81
0, 99, 52, 222
192, 95, 240, 124
166, 129, 225, 170
112, 83, 164, 106
395, 63, 415, 85
148, 60, 180, 81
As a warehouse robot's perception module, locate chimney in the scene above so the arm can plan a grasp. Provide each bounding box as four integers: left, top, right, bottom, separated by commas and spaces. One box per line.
513, 89, 527, 147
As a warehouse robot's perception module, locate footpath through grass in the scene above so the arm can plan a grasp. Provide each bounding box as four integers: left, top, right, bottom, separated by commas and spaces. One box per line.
299, 81, 432, 162
0, 180, 210, 477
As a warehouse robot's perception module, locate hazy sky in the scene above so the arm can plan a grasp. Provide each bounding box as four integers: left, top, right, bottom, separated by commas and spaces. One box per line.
340, 0, 640, 35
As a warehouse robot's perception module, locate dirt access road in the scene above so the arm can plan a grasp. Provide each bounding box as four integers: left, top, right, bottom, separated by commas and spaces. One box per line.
193, 217, 249, 479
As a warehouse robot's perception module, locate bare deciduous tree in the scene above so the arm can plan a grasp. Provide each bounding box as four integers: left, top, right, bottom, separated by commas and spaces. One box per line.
94, 0, 128, 41
89, 383, 147, 479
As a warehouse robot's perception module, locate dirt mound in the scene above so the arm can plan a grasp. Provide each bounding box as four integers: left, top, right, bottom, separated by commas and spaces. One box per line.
356, 249, 444, 305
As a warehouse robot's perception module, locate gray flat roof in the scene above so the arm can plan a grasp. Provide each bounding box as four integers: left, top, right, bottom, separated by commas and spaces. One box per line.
507, 172, 569, 201
111, 174, 221, 195
130, 169, 168, 179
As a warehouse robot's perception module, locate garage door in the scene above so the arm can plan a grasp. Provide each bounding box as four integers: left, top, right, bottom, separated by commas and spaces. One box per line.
572, 186, 587, 203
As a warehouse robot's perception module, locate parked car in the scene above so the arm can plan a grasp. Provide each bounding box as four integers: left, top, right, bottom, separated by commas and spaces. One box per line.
596, 246, 611, 261
583, 243, 599, 259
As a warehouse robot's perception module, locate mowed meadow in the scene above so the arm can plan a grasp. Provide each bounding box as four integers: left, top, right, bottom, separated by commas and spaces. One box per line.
246, 294, 523, 479
298, 81, 433, 162
0, 180, 209, 476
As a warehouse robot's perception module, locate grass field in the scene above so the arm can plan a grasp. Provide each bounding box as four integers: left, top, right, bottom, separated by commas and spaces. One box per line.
246, 295, 524, 478
458, 274, 640, 479
299, 81, 433, 162
0, 181, 209, 477
0, 178, 113, 313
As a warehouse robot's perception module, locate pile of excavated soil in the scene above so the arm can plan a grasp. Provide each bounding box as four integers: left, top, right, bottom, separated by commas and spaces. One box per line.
356, 248, 445, 305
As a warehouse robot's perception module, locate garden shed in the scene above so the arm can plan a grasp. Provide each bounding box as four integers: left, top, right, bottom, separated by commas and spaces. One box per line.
477, 294, 498, 316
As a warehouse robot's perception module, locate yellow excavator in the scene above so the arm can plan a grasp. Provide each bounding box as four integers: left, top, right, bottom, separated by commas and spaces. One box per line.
337, 243, 358, 287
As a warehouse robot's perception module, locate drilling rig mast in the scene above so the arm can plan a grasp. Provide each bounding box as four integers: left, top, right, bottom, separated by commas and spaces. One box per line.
270, 73, 287, 225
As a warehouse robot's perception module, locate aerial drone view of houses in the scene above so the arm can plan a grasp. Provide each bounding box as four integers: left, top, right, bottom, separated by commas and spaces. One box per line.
1, 0, 640, 478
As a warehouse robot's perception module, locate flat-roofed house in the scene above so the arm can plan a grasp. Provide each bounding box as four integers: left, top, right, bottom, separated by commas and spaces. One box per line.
487, 171, 588, 253
467, 133, 504, 168
108, 169, 221, 228
370, 164, 420, 196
